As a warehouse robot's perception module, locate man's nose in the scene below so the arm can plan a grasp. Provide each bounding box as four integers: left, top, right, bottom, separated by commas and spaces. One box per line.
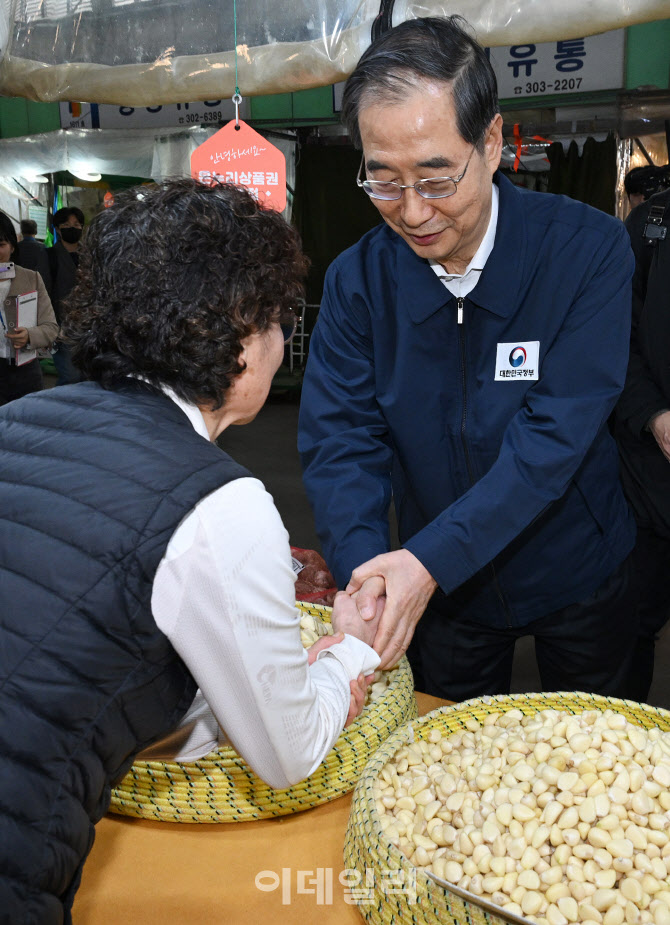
399, 188, 435, 228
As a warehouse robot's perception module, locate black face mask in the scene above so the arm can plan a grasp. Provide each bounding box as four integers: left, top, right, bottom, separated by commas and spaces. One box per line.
59, 227, 82, 244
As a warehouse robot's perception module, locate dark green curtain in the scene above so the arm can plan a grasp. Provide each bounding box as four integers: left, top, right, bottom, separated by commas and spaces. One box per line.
547, 134, 618, 214
292, 144, 382, 309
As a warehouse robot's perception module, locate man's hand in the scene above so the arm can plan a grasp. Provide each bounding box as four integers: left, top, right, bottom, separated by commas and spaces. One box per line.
650, 411, 670, 463
6, 326, 29, 350
330, 590, 383, 647
306, 632, 373, 726
346, 549, 437, 669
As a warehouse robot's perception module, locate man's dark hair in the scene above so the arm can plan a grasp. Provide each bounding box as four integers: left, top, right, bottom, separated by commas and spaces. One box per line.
20, 219, 38, 236
52, 206, 85, 229
0, 212, 18, 252
66, 179, 308, 410
624, 165, 670, 201
342, 16, 499, 152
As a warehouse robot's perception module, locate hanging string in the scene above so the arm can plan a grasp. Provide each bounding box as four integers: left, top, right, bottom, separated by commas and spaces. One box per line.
232, 0, 242, 130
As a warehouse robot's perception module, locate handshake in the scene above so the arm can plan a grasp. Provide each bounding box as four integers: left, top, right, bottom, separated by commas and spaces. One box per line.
330, 589, 384, 649
295, 545, 438, 670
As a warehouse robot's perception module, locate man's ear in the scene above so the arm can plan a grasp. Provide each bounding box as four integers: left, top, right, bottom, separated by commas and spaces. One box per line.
485, 113, 504, 174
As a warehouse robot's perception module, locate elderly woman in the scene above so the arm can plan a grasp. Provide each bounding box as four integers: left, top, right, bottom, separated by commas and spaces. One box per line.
0, 180, 379, 924
0, 210, 58, 403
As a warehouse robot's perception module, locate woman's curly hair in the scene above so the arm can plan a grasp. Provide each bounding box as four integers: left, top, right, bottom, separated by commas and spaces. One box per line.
66, 179, 308, 408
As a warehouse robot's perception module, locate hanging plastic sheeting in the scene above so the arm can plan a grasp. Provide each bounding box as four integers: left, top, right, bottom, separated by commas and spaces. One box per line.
0, 0, 667, 106
0, 125, 298, 216
0, 128, 158, 179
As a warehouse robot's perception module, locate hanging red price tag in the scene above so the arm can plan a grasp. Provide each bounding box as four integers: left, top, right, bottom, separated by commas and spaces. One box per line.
191, 120, 286, 212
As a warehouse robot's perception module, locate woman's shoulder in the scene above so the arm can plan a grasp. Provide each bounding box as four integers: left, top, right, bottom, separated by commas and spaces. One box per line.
10, 264, 39, 288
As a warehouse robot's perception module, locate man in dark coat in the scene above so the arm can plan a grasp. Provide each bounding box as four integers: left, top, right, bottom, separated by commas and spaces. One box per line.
18, 218, 51, 289
615, 185, 670, 701
298, 15, 638, 701
47, 206, 86, 385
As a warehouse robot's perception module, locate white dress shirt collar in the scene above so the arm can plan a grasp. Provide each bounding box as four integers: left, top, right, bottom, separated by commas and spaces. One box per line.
133, 376, 211, 442
429, 183, 499, 299
160, 385, 211, 442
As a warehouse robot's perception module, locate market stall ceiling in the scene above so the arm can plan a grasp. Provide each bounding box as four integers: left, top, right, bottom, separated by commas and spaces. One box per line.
0, 0, 667, 105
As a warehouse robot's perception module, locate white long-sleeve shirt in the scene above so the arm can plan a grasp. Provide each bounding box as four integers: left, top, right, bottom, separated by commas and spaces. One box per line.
141, 389, 380, 790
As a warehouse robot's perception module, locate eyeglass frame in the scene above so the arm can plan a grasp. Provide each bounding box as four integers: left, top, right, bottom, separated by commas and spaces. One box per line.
356, 147, 475, 201
279, 308, 301, 344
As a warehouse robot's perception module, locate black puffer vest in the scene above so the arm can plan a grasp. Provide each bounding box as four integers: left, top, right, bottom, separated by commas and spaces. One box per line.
0, 381, 250, 924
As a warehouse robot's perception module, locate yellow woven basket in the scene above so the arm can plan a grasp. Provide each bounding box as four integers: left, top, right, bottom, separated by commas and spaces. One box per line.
344, 690, 670, 925
110, 602, 417, 823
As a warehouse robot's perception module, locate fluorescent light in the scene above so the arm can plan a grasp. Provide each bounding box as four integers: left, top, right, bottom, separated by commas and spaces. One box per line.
69, 166, 102, 181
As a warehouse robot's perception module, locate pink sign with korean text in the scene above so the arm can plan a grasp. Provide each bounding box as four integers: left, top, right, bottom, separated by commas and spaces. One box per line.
191, 120, 286, 212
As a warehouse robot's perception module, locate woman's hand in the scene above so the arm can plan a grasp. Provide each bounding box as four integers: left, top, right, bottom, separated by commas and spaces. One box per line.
306, 632, 374, 727
346, 672, 374, 726
6, 326, 29, 349
306, 632, 345, 665
331, 590, 383, 647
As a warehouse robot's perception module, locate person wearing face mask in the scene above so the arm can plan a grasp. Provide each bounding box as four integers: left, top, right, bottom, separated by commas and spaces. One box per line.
298, 16, 637, 702
0, 211, 58, 404
48, 206, 86, 385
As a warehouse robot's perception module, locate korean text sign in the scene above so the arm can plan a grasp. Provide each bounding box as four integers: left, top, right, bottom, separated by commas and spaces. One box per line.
191, 121, 286, 212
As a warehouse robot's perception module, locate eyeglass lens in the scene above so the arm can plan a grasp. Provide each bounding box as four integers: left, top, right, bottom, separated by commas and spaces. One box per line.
363, 177, 458, 201
280, 313, 299, 344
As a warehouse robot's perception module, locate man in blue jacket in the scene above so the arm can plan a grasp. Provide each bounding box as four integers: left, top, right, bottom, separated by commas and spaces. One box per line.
298, 16, 637, 700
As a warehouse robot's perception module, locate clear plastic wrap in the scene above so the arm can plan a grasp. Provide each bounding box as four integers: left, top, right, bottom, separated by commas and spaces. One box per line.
0, 125, 297, 216
0, 0, 667, 105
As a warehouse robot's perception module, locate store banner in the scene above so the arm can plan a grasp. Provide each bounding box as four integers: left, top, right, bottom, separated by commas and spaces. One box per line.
59, 99, 250, 130
489, 29, 625, 99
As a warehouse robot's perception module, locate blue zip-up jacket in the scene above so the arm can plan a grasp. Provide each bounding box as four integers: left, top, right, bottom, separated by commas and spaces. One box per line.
298, 171, 636, 628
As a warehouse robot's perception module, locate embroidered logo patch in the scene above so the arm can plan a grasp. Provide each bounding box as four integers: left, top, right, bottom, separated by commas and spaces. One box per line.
494, 341, 540, 381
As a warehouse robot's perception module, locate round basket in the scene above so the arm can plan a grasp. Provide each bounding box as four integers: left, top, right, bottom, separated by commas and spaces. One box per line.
344, 690, 670, 925
110, 602, 417, 823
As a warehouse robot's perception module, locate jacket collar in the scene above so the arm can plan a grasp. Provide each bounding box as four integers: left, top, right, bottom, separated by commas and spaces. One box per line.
397, 171, 526, 324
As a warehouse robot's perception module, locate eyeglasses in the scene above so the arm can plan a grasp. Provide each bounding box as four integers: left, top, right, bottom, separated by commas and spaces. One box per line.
279, 309, 301, 344
356, 148, 475, 201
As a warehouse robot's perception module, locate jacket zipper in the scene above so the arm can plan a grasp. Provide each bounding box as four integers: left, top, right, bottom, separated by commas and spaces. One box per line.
457, 296, 514, 627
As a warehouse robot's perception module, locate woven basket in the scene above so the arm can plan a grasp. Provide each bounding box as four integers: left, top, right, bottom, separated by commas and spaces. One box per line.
344, 690, 670, 925
110, 602, 417, 823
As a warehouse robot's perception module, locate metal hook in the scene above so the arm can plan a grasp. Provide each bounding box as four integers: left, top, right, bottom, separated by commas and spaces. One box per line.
232, 92, 242, 130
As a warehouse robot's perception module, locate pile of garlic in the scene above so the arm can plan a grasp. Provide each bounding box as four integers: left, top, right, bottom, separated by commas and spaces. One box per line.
374, 708, 670, 925
299, 611, 390, 704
